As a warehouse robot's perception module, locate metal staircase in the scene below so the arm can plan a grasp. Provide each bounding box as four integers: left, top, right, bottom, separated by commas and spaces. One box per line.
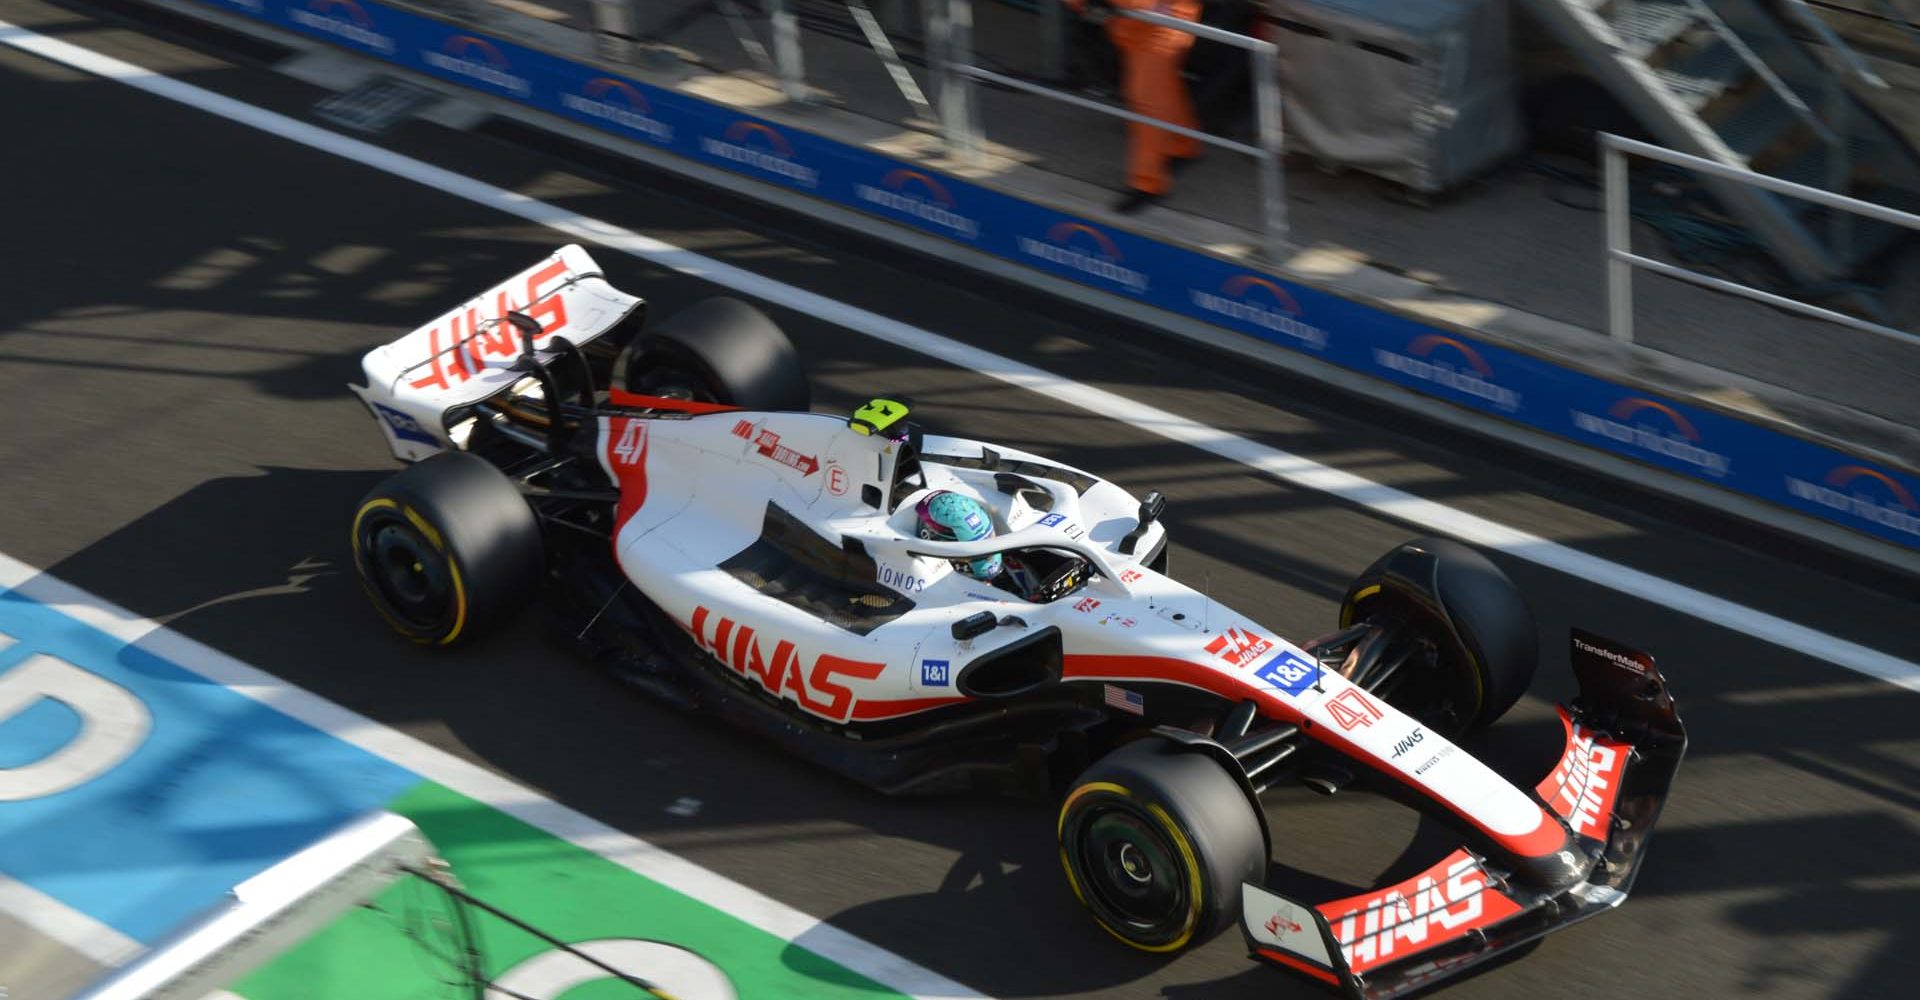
1526, 0, 1920, 307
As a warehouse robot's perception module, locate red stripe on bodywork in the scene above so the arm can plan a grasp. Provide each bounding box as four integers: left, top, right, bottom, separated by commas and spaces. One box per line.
848, 695, 971, 720
1061, 654, 1566, 859
608, 388, 744, 414
606, 417, 650, 532
1254, 948, 1341, 985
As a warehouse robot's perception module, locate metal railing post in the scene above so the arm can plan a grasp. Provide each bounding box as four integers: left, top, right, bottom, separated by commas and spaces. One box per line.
1252, 41, 1287, 260
1604, 138, 1635, 344
1829, 80, 1852, 267
769, 0, 808, 102
1601, 133, 1920, 348
1040, 0, 1066, 82
942, 0, 980, 163
586, 0, 635, 62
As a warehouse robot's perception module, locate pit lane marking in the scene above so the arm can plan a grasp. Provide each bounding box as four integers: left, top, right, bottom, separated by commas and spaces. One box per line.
0, 18, 1911, 708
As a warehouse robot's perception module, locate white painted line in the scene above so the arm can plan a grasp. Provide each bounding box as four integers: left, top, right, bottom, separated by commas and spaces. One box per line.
0, 551, 983, 1000
0, 871, 143, 968
1, 17, 1916, 697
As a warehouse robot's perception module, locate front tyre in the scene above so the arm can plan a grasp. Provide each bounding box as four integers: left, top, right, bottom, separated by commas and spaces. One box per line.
351, 452, 543, 645
1340, 536, 1535, 734
1059, 740, 1265, 953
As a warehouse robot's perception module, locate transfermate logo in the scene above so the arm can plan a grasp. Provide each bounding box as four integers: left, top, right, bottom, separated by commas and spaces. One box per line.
1569, 396, 1732, 477
560, 77, 673, 143
1784, 463, 1920, 538
855, 169, 980, 238
1189, 274, 1327, 350
1016, 222, 1149, 293
1372, 334, 1520, 412
287, 0, 395, 54
699, 121, 819, 187
421, 35, 531, 97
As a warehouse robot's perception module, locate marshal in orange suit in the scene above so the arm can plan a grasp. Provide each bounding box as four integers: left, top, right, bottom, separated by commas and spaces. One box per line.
1066, 0, 1203, 211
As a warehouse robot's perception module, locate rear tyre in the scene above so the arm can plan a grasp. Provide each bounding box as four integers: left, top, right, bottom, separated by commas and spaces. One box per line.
617, 298, 810, 411
1339, 537, 1535, 734
351, 452, 544, 645
1059, 740, 1266, 953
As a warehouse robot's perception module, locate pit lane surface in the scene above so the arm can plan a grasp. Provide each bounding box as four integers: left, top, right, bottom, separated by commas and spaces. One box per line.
3, 1, 1918, 996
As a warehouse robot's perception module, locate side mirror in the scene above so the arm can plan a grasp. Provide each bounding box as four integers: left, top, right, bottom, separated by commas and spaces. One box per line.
1119, 490, 1165, 555
951, 611, 998, 641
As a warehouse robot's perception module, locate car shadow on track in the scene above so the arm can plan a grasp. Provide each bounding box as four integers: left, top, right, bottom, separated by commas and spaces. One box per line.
42, 466, 1913, 1000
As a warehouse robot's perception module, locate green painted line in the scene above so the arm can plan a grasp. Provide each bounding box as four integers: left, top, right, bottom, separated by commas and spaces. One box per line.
232, 781, 911, 1000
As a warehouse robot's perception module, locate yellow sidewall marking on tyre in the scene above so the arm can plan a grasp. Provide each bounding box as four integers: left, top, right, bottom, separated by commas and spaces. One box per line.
1143, 802, 1204, 952
349, 497, 468, 645
1339, 583, 1381, 627
1057, 780, 1205, 954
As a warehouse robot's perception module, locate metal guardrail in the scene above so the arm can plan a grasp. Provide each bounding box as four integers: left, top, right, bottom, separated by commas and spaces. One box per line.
940, 1, 1288, 259
1602, 132, 1920, 347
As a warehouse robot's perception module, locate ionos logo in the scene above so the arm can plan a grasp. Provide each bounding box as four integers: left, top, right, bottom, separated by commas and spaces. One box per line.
422, 35, 531, 97
560, 78, 674, 144
855, 170, 980, 238
1189, 275, 1328, 350
287, 0, 395, 54
1785, 464, 1920, 538
1372, 334, 1520, 412
699, 122, 819, 187
1570, 397, 1732, 477
1016, 222, 1149, 292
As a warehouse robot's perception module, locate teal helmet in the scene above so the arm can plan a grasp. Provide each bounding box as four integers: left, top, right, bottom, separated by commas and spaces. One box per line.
915, 490, 1002, 580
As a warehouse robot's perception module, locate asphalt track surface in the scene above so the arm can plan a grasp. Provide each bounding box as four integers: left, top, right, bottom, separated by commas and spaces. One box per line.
3, 1, 1919, 997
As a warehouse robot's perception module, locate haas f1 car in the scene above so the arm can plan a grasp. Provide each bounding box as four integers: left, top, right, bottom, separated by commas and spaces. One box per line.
348, 247, 1687, 998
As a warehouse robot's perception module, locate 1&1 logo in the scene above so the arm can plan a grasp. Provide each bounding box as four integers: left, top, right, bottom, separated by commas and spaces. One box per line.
560, 78, 674, 144
1372, 334, 1521, 412
1784, 464, 1920, 539
422, 35, 532, 98
287, 0, 395, 54
1189, 274, 1327, 350
1016, 222, 1149, 292
1569, 396, 1731, 477
699, 122, 819, 188
854, 169, 980, 238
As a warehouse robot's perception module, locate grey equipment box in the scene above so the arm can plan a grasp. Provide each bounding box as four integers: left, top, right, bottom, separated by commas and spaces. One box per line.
1264, 0, 1523, 194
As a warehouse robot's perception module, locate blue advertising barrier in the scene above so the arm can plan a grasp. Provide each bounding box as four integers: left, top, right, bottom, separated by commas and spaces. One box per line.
196, 0, 1920, 551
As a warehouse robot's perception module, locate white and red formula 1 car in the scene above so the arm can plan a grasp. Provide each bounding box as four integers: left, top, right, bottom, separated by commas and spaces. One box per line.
348, 246, 1687, 998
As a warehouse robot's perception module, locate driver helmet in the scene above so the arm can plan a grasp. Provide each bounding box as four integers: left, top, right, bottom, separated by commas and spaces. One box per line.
915, 490, 1002, 581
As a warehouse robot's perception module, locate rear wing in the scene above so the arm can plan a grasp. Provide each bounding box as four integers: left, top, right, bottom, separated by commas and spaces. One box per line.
1241, 629, 1686, 999
350, 245, 643, 461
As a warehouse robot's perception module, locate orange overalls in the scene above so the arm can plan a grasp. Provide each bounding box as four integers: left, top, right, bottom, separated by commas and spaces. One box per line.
1100, 0, 1203, 195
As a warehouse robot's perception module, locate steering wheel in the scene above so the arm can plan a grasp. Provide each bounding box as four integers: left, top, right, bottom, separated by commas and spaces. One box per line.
1030, 554, 1093, 603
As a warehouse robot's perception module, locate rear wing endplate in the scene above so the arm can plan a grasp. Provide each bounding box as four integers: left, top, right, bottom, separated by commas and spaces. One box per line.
351, 244, 643, 461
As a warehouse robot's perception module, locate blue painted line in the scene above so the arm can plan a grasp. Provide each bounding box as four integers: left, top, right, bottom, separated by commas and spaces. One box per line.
0, 590, 418, 943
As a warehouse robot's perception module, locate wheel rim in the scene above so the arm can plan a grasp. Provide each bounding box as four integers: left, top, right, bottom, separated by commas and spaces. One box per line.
1071, 803, 1190, 940
1347, 607, 1477, 737
358, 510, 454, 631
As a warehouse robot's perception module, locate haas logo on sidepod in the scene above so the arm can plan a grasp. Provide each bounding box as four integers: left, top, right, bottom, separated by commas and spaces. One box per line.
687, 606, 884, 723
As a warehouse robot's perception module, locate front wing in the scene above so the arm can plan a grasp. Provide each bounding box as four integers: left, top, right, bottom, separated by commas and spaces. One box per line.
1239, 630, 1687, 999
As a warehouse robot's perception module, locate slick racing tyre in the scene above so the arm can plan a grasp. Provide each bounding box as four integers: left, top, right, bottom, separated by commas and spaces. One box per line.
618, 298, 811, 412
1059, 740, 1265, 953
1339, 537, 1535, 735
351, 451, 543, 645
